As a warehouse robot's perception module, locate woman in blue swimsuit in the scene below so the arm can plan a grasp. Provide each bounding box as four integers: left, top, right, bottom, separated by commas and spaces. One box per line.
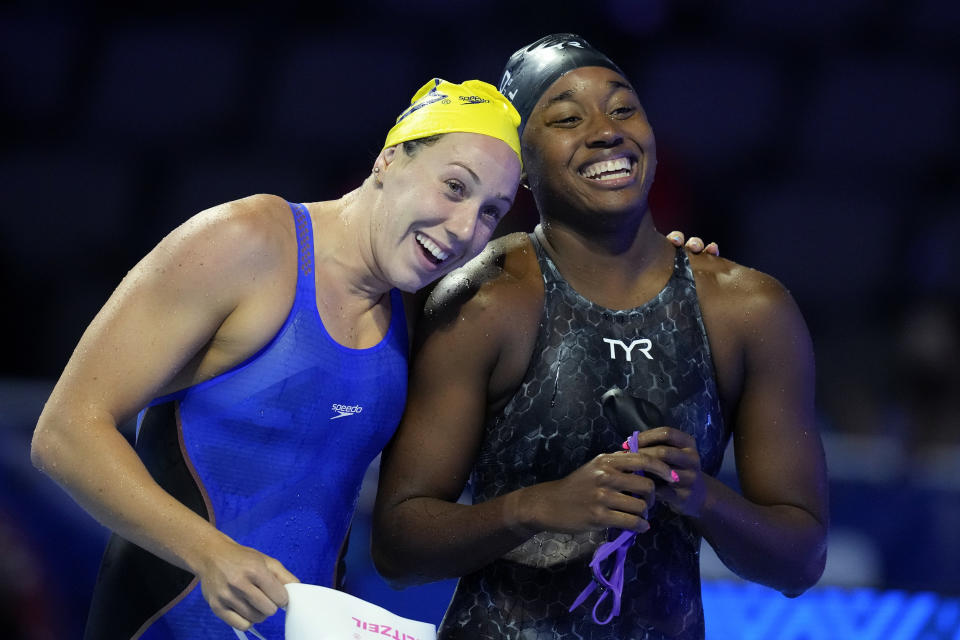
30, 78, 524, 640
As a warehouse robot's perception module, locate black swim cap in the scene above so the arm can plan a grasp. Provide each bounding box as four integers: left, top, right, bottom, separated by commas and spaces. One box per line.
499, 34, 626, 136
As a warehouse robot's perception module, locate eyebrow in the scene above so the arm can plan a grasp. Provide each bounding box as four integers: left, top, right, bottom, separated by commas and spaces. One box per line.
450, 161, 514, 206
545, 88, 577, 107
544, 79, 635, 107
451, 161, 481, 184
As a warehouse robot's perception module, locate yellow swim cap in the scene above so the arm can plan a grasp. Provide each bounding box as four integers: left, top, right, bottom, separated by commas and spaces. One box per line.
383, 78, 522, 167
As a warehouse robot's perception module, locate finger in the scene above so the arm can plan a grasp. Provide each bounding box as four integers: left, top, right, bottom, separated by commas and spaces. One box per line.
267, 557, 299, 585
607, 471, 657, 498
591, 491, 652, 530
598, 484, 656, 516
606, 508, 651, 533
685, 236, 705, 253
655, 473, 694, 499
634, 427, 697, 449
638, 444, 699, 470
666, 231, 685, 246
218, 580, 275, 624
217, 607, 253, 632
607, 453, 678, 486
705, 242, 720, 256
605, 483, 655, 514
239, 583, 280, 621
263, 559, 299, 607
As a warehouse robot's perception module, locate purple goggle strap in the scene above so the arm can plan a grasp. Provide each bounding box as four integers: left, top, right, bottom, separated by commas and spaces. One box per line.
568, 430, 642, 625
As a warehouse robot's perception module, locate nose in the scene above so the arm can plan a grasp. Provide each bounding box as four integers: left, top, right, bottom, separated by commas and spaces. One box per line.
444, 202, 480, 245
585, 116, 623, 149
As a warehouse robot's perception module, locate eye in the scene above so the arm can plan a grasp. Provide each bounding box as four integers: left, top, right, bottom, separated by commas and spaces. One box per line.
480, 205, 503, 222
552, 115, 581, 127
445, 179, 466, 197
611, 106, 635, 118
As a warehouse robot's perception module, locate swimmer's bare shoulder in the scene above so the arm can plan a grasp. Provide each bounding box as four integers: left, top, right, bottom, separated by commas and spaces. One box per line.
173, 193, 296, 275
419, 232, 542, 408
89, 193, 301, 400
188, 194, 299, 328
145, 193, 296, 296
686, 250, 812, 413
688, 250, 802, 334
34, 193, 303, 465
148, 193, 302, 389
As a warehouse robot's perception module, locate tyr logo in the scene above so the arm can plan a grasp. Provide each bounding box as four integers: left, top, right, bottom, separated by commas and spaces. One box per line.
602, 338, 653, 362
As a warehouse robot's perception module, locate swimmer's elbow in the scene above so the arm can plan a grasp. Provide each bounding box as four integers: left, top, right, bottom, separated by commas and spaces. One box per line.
30, 415, 59, 473
369, 544, 398, 583
377, 569, 422, 591
370, 500, 431, 588
780, 542, 827, 598
370, 524, 441, 589
29, 435, 47, 472
370, 544, 426, 590
31, 405, 79, 475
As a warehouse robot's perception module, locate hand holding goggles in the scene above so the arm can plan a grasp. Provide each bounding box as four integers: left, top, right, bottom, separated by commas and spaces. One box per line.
568, 388, 664, 625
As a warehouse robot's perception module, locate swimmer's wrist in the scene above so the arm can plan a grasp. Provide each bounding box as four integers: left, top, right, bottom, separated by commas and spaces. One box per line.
182, 525, 234, 575
684, 473, 715, 524
503, 489, 539, 539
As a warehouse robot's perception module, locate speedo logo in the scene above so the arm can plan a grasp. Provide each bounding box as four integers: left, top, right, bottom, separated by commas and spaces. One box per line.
330, 403, 363, 420
459, 95, 490, 105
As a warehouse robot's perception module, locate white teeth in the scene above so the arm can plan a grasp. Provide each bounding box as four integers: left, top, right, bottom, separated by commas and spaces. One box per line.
416, 233, 450, 262
580, 157, 633, 180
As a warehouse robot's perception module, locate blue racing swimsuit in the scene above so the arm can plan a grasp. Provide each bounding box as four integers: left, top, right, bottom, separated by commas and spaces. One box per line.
84, 202, 409, 640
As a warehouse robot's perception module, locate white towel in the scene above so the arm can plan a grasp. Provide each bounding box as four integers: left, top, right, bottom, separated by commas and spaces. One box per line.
234, 583, 437, 640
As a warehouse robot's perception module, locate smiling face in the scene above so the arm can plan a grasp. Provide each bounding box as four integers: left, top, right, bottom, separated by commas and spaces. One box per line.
520, 66, 657, 231
375, 132, 521, 292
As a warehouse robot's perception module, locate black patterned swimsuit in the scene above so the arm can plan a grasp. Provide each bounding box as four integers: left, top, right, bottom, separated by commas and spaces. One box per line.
438, 234, 729, 640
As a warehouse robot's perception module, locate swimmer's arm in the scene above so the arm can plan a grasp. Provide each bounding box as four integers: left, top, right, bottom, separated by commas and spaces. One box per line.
658, 277, 827, 597
32, 195, 297, 628
371, 282, 528, 586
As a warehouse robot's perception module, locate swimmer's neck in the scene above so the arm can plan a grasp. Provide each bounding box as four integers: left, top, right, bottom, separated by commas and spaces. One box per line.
535, 212, 675, 302
304, 177, 392, 307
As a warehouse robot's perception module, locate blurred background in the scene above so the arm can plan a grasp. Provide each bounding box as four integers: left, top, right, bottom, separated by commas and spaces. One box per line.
2, 1, 959, 638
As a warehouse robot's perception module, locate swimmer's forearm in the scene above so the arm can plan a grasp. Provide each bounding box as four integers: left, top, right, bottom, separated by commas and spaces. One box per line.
31, 411, 228, 575
693, 476, 827, 596
372, 491, 534, 586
